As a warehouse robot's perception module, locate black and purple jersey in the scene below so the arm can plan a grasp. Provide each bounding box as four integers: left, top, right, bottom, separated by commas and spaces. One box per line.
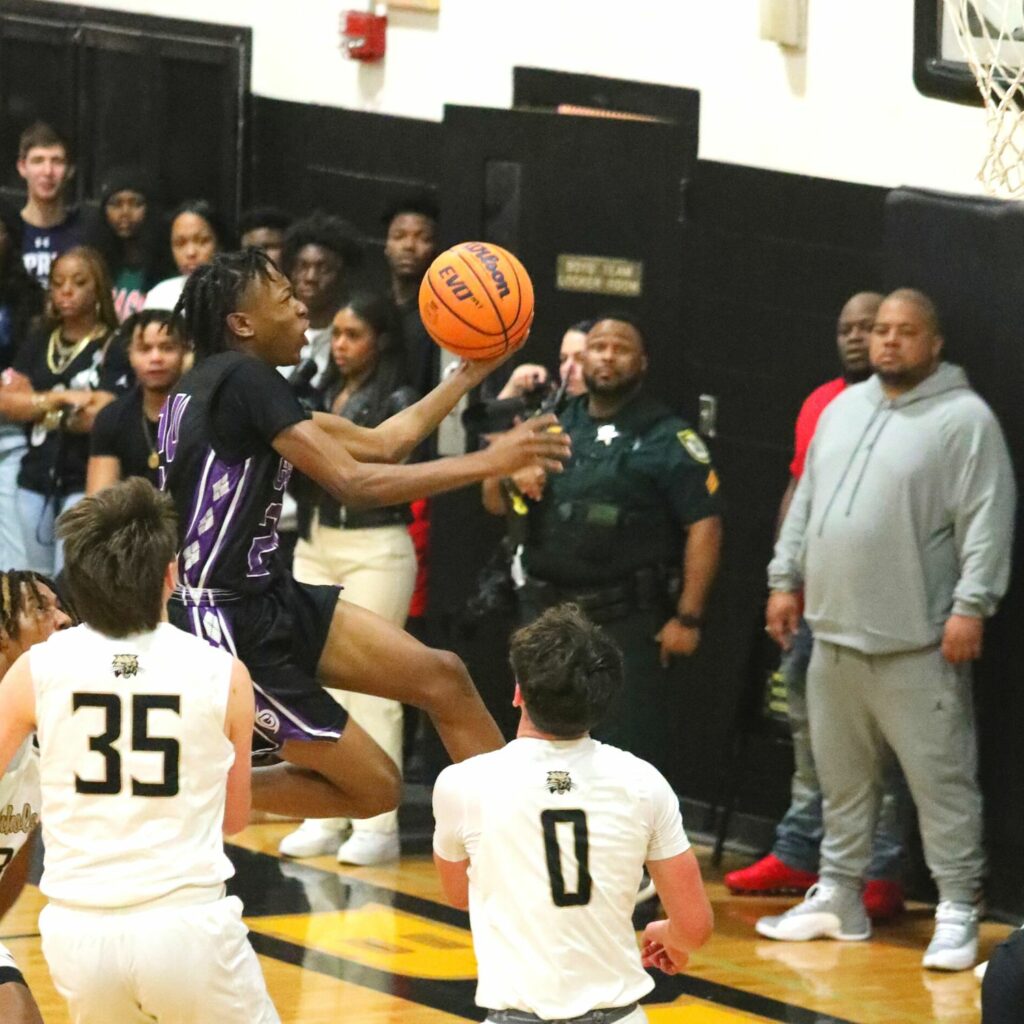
158, 352, 308, 601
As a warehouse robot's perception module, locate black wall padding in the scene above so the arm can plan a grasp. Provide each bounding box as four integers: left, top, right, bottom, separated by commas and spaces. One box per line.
885, 187, 1024, 917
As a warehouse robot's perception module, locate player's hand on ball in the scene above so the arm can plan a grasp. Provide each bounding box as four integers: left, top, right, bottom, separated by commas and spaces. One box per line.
641, 921, 689, 975
484, 414, 570, 476
456, 324, 534, 387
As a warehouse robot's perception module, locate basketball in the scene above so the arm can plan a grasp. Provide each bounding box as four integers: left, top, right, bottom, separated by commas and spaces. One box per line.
418, 241, 534, 360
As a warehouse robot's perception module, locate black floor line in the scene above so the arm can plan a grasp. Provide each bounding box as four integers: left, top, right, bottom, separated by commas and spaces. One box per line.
228, 844, 857, 1024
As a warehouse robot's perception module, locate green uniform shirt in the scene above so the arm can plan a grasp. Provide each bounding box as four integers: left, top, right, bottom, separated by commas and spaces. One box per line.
524, 392, 720, 586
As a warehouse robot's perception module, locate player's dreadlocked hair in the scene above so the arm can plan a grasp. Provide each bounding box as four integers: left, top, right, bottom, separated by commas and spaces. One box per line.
171, 248, 274, 362
0, 570, 54, 646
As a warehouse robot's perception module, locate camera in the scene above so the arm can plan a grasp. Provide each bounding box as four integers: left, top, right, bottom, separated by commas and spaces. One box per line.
462, 376, 568, 435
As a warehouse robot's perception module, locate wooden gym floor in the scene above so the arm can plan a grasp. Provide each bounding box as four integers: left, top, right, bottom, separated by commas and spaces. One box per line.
4, 821, 1014, 1024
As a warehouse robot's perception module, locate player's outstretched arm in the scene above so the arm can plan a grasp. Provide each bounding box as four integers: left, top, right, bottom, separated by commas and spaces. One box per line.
642, 850, 713, 974
312, 350, 532, 465
0, 657, 37, 777
275, 413, 569, 511
222, 659, 255, 836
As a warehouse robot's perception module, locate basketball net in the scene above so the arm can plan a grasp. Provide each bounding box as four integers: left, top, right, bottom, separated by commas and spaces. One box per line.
946, 0, 1024, 196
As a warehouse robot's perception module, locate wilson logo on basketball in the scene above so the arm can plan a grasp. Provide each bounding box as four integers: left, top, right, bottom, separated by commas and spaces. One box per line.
463, 242, 511, 299
438, 265, 481, 306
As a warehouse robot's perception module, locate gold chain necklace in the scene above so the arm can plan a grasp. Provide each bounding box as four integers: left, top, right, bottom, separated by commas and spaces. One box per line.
140, 405, 160, 471
46, 325, 106, 376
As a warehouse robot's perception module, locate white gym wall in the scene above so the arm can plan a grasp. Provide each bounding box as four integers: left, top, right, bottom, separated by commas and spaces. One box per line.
40, 0, 990, 194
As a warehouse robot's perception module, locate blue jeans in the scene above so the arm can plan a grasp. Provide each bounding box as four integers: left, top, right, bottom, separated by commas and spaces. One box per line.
772, 619, 908, 881
0, 428, 26, 570
17, 487, 85, 576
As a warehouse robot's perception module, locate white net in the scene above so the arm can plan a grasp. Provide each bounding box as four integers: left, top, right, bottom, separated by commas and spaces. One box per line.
946, 1, 1024, 196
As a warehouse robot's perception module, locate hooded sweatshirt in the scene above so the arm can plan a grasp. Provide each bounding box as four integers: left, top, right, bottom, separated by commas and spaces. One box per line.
769, 362, 1015, 654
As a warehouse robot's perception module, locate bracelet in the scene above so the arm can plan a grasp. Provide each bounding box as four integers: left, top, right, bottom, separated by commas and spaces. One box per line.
31, 392, 48, 414
674, 612, 703, 629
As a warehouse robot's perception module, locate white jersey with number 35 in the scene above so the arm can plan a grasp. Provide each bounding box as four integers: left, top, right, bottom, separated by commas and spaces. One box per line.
30, 622, 236, 909
432, 736, 689, 1020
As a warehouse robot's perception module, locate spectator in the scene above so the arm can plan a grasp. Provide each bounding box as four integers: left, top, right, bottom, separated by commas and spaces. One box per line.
89, 167, 170, 321
490, 315, 723, 776
382, 194, 439, 396
239, 206, 292, 268
144, 199, 226, 312
14, 122, 85, 287
725, 291, 909, 922
280, 293, 418, 865
0, 209, 44, 570
86, 311, 188, 494
280, 212, 363, 387
759, 289, 1016, 972
1, 247, 125, 574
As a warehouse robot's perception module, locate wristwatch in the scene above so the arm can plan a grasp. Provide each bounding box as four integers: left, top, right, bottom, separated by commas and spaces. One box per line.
674, 612, 703, 629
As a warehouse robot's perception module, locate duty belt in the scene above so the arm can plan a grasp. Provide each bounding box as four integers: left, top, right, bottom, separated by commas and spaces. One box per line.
522, 567, 669, 623
486, 1002, 638, 1024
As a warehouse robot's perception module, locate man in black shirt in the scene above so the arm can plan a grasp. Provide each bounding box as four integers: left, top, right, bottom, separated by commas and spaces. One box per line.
383, 195, 438, 397
161, 250, 569, 818
87, 311, 187, 493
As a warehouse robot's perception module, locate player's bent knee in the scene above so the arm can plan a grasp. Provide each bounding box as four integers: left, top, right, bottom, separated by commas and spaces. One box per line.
418, 649, 475, 708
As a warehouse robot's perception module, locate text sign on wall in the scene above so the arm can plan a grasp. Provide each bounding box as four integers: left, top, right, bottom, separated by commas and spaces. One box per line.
556, 254, 644, 297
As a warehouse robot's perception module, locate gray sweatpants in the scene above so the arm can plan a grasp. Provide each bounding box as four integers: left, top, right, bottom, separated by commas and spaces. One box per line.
807, 639, 984, 904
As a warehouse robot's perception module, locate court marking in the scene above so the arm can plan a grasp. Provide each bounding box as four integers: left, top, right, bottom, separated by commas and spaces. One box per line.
228, 845, 857, 1024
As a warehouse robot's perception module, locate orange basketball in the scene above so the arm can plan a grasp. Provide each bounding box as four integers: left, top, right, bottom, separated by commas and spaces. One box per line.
418, 241, 534, 360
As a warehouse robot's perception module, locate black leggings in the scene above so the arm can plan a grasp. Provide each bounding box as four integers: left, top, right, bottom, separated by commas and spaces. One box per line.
982, 927, 1024, 1022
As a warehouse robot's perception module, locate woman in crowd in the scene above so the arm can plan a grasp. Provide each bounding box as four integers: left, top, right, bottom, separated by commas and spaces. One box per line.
0, 210, 44, 570
144, 198, 226, 311
280, 292, 419, 866
0, 247, 124, 574
89, 167, 170, 321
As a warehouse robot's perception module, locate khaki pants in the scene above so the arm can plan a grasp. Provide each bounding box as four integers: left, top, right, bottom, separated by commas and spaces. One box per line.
293, 519, 416, 833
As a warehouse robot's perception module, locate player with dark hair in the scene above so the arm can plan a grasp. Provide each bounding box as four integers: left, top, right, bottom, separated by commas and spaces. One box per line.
433, 604, 713, 1023
0, 479, 278, 1023
162, 249, 569, 817
0, 569, 72, 1024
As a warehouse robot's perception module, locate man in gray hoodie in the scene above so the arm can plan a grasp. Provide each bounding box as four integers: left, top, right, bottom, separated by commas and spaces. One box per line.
757, 288, 1015, 972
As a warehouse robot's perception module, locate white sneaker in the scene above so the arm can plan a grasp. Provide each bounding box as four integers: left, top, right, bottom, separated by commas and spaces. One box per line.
755, 882, 871, 942
278, 819, 349, 858
337, 830, 400, 866
923, 901, 979, 972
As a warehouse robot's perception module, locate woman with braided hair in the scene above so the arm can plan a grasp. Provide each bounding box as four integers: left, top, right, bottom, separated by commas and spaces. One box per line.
0, 569, 72, 1024
160, 248, 570, 820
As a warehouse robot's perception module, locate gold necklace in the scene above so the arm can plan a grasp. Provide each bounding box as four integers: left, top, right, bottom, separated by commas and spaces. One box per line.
140, 405, 160, 471
46, 326, 105, 376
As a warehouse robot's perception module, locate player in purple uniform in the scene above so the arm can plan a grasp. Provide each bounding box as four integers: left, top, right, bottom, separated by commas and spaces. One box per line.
161, 249, 569, 817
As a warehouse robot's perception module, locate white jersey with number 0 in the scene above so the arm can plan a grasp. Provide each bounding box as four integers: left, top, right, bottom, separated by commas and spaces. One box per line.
30, 622, 236, 908
432, 736, 689, 1020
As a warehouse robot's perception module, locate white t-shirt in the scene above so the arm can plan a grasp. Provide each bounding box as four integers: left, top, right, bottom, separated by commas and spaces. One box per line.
433, 736, 689, 1019
143, 275, 187, 312
31, 622, 236, 908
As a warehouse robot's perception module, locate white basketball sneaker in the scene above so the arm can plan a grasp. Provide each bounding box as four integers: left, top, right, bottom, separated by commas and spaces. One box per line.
755, 881, 871, 942
278, 819, 350, 858
337, 830, 401, 866
923, 901, 979, 972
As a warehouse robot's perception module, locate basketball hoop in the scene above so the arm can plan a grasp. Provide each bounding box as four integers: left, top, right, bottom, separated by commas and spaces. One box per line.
946, 1, 1024, 196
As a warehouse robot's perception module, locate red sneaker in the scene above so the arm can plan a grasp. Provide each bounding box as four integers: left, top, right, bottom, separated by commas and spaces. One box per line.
724, 854, 818, 895
863, 879, 905, 921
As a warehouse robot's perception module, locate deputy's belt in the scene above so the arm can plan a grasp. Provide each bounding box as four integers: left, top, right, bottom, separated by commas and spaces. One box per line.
521, 569, 668, 624
486, 1002, 638, 1024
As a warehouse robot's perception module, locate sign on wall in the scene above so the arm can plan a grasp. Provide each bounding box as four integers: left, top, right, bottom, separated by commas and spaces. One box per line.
555, 254, 643, 296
